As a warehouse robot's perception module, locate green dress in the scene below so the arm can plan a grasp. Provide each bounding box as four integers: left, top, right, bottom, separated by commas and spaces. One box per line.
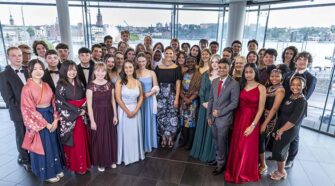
190, 72, 216, 162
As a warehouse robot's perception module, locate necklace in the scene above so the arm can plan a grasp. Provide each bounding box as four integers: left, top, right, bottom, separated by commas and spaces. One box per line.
163, 61, 173, 67
267, 84, 283, 94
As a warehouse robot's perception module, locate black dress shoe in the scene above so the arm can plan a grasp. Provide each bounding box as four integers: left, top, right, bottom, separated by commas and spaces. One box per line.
22, 163, 31, 172
212, 167, 224, 176
207, 160, 217, 166
285, 161, 294, 169
17, 158, 24, 165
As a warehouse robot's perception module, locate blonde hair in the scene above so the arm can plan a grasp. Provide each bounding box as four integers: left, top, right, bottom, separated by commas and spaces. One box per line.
208, 54, 221, 75
93, 62, 107, 80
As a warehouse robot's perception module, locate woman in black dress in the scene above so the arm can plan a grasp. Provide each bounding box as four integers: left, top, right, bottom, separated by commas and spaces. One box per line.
155, 46, 182, 148
270, 76, 307, 180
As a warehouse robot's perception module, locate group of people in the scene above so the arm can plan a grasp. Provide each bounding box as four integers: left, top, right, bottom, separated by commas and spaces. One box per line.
0, 30, 316, 184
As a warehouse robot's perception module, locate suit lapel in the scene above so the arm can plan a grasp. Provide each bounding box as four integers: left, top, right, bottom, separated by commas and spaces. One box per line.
218, 76, 231, 99
7, 67, 24, 87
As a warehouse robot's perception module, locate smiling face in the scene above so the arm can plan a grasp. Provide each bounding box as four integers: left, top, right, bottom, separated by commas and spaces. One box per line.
164, 48, 174, 62
269, 70, 282, 85
248, 42, 258, 52
121, 33, 129, 42
57, 48, 69, 62
222, 51, 232, 60
115, 53, 124, 68
67, 65, 77, 81
290, 78, 303, 95
79, 53, 91, 65
92, 47, 102, 60
105, 39, 113, 48
295, 57, 308, 70
191, 47, 199, 57
234, 58, 245, 71
211, 57, 219, 71
137, 56, 147, 69
31, 62, 44, 80
201, 50, 210, 63
8, 48, 23, 68
218, 62, 229, 78
177, 54, 186, 66
284, 49, 295, 62
106, 57, 115, 70
36, 44, 46, 58
210, 44, 218, 54
126, 50, 135, 61
187, 58, 196, 71
124, 61, 135, 77
46, 54, 59, 69
94, 66, 107, 80
247, 53, 257, 64
263, 54, 275, 66
232, 43, 241, 54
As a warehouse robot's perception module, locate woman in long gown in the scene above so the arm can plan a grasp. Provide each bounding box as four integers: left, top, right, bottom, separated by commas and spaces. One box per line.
224, 63, 266, 184
136, 52, 159, 152
21, 59, 64, 182
115, 60, 145, 165
86, 62, 118, 171
155, 46, 182, 148
55, 60, 91, 174
190, 54, 220, 162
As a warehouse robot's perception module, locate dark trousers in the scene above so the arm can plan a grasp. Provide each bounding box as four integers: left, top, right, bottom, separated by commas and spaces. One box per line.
211, 124, 229, 168
287, 132, 300, 161
13, 121, 30, 164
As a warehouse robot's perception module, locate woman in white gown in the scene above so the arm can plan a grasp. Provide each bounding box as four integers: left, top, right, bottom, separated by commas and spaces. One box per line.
115, 60, 145, 165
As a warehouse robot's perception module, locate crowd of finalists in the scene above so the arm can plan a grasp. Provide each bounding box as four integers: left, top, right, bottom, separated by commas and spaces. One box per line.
0, 31, 316, 183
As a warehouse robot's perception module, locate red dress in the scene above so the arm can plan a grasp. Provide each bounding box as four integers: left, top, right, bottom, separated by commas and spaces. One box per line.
63, 98, 91, 173
224, 86, 260, 184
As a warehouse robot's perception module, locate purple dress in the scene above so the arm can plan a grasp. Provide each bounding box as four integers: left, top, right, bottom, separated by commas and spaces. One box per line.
87, 82, 117, 166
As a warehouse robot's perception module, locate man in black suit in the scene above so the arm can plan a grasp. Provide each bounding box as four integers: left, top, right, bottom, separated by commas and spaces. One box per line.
283, 51, 317, 168
0, 47, 31, 171
42, 50, 60, 93
77, 47, 95, 88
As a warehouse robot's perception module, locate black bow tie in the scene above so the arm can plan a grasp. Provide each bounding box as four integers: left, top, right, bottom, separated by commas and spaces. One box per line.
49, 70, 59, 74
82, 67, 90, 70
15, 69, 24, 73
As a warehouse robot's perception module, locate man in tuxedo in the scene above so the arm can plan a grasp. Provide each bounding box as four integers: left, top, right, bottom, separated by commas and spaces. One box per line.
55, 43, 70, 68
18, 44, 32, 68
207, 58, 240, 175
77, 47, 95, 88
283, 51, 317, 168
0, 47, 31, 171
42, 50, 60, 93
91, 44, 103, 63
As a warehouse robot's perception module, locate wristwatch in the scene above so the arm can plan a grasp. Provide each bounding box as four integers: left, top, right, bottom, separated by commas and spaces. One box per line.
276, 130, 283, 135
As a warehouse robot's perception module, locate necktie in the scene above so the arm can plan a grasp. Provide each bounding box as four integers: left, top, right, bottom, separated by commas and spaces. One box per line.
15, 69, 24, 73
218, 79, 223, 96
82, 67, 90, 70
49, 70, 59, 74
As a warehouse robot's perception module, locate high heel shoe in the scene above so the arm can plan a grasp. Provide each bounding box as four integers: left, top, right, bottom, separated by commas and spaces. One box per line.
270, 170, 287, 180
259, 166, 268, 175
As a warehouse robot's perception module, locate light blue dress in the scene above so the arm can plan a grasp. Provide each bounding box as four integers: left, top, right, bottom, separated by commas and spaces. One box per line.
117, 82, 145, 165
139, 76, 158, 152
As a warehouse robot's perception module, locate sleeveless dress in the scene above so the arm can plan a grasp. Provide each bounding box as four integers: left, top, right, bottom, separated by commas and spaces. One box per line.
224, 86, 261, 184
139, 76, 158, 152
117, 82, 145, 165
87, 82, 117, 167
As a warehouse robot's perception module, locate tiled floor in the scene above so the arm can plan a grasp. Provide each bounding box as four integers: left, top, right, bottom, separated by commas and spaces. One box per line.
0, 109, 334, 186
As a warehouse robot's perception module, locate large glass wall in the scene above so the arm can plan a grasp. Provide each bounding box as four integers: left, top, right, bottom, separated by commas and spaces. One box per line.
264, 4, 335, 135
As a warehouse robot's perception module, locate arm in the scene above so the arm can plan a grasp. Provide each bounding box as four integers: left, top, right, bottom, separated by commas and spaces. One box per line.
0, 76, 18, 107
21, 87, 50, 132
115, 80, 131, 115
207, 82, 214, 123
148, 71, 159, 97
217, 82, 240, 117
261, 88, 285, 133
275, 98, 307, 140
86, 89, 96, 130
305, 75, 316, 100
111, 88, 118, 125
244, 85, 266, 136
55, 84, 82, 122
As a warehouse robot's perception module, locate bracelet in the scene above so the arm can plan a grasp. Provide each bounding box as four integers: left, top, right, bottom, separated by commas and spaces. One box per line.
251, 122, 256, 127
276, 130, 283, 135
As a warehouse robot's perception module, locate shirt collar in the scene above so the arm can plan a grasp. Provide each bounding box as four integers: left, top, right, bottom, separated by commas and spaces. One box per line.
296, 69, 307, 74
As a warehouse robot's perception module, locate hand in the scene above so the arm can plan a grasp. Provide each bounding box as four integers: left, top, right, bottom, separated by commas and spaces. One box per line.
244, 125, 255, 136
208, 119, 213, 126
275, 130, 283, 141
202, 102, 208, 109
184, 98, 192, 105
80, 109, 86, 116
173, 99, 179, 109
145, 92, 152, 99
127, 111, 135, 118
46, 123, 53, 131
91, 121, 97, 130
50, 120, 58, 132
113, 117, 118, 125
212, 109, 219, 117
260, 123, 267, 134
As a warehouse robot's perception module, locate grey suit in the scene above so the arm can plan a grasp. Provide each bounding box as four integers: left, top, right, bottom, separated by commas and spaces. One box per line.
207, 76, 240, 168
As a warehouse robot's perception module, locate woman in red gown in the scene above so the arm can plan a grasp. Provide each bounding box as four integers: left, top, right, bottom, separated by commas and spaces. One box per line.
224, 63, 266, 184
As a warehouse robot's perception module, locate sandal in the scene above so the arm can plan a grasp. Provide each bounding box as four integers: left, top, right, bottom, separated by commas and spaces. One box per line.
168, 137, 174, 148
270, 170, 287, 180
259, 166, 268, 175
161, 136, 167, 148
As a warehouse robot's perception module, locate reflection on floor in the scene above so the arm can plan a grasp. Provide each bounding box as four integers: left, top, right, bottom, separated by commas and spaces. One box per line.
0, 109, 334, 186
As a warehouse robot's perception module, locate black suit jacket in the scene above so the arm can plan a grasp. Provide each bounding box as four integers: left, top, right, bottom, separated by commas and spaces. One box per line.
283, 70, 317, 100
77, 60, 95, 88
0, 65, 29, 121
42, 69, 58, 93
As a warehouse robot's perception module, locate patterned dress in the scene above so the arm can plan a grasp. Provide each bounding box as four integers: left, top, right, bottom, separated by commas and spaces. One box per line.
181, 73, 198, 128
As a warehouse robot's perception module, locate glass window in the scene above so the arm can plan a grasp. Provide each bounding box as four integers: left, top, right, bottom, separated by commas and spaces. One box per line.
265, 5, 335, 134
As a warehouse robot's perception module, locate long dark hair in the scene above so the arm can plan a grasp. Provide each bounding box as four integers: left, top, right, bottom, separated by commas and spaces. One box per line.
282, 46, 298, 71
190, 45, 202, 65
119, 60, 137, 85
58, 60, 83, 88
27, 59, 45, 77
240, 63, 260, 89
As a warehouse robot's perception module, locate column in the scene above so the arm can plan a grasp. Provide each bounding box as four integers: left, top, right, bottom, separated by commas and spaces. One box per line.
226, 1, 246, 47
56, 0, 74, 59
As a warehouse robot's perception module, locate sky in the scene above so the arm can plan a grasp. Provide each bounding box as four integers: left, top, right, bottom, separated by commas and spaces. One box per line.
0, 3, 334, 28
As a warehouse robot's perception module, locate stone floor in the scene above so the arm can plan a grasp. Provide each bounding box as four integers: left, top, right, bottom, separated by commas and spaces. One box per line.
0, 109, 334, 186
